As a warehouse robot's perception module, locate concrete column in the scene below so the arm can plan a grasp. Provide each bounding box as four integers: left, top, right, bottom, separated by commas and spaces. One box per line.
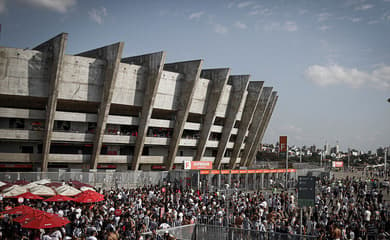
228, 81, 263, 169
213, 75, 250, 169
164, 60, 203, 170
247, 94, 278, 167
240, 87, 273, 167
77, 42, 124, 169
194, 68, 230, 161
122, 52, 166, 170
261, 174, 264, 189
34, 33, 68, 172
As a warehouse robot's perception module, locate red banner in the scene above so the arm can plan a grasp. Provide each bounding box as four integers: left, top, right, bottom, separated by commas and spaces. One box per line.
279, 136, 287, 152
221, 170, 230, 174
184, 161, 213, 170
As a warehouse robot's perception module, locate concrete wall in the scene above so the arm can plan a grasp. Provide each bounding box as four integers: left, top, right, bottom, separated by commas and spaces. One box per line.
0, 35, 277, 169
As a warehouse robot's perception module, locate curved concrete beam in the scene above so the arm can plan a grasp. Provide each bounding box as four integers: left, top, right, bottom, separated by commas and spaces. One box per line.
34, 33, 68, 172
77, 42, 124, 169
240, 87, 273, 166
164, 60, 203, 170
213, 75, 250, 169
193, 68, 230, 162
228, 81, 263, 169
122, 52, 166, 170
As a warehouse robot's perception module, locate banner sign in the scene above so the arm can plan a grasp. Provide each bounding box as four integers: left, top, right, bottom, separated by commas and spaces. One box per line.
332, 161, 344, 168
200, 168, 296, 175
279, 136, 287, 152
298, 176, 316, 207
184, 161, 213, 170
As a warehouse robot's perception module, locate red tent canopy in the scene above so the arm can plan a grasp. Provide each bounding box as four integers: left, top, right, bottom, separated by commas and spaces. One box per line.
20, 212, 70, 229
0, 205, 35, 215
13, 209, 46, 224
14, 180, 30, 185
14, 192, 44, 200
44, 195, 74, 202
74, 190, 104, 203
45, 182, 63, 188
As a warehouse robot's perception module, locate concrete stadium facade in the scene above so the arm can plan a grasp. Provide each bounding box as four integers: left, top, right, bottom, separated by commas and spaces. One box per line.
0, 33, 278, 171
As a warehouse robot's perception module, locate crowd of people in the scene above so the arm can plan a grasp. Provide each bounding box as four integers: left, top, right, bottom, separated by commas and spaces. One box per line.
0, 173, 389, 240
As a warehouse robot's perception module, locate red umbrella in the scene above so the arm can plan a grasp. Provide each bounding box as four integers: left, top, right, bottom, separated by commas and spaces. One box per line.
0, 205, 35, 215
14, 192, 44, 200
74, 190, 104, 203
20, 212, 70, 229
44, 195, 74, 202
13, 209, 46, 223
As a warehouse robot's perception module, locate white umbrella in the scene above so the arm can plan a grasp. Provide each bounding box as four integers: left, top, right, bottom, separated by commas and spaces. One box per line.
29, 185, 55, 196
32, 179, 51, 185
0, 181, 7, 187
2, 185, 27, 197
55, 185, 81, 196
80, 186, 95, 192
24, 182, 39, 189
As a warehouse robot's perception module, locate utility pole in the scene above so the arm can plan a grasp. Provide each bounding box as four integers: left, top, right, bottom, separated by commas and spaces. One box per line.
348, 148, 350, 171
300, 149, 302, 163
385, 147, 387, 179
286, 145, 289, 190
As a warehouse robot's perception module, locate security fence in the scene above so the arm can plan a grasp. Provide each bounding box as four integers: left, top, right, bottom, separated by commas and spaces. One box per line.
142, 224, 318, 240
0, 168, 326, 191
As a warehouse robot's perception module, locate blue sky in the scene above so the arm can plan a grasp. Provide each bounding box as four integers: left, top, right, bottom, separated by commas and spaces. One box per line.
0, 0, 389, 152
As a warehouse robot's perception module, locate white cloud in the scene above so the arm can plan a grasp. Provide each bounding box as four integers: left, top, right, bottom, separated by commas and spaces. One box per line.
21, 0, 76, 13
249, 5, 272, 16
234, 21, 247, 29
188, 11, 204, 20
284, 21, 298, 32
299, 9, 308, 15
319, 25, 331, 31
263, 22, 280, 31
214, 24, 228, 34
317, 12, 332, 22
88, 7, 107, 24
237, 1, 253, 8
367, 20, 379, 24
0, 0, 6, 13
354, 4, 374, 11
304, 64, 390, 89
351, 17, 361, 22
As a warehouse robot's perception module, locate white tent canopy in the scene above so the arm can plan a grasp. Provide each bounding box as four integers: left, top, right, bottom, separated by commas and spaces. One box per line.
0, 181, 7, 188
29, 185, 55, 196
32, 179, 51, 185
55, 185, 81, 196
24, 182, 39, 189
2, 185, 27, 197
80, 186, 95, 192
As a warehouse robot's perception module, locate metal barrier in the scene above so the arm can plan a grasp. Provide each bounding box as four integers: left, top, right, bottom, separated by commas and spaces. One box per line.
142, 224, 196, 240
0, 168, 326, 191
0, 171, 168, 190
142, 224, 318, 240
193, 225, 318, 240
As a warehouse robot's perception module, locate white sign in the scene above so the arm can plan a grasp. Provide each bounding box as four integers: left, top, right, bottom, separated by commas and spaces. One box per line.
18, 197, 24, 203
